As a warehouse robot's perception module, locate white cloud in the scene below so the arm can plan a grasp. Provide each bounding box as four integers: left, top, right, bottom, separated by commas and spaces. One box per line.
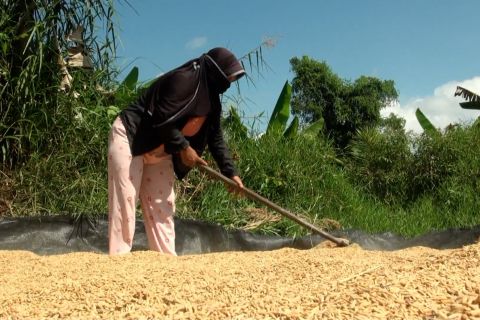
381, 77, 480, 133
185, 36, 207, 50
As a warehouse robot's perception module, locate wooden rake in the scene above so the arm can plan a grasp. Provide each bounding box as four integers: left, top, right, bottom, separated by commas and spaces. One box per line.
198, 165, 350, 247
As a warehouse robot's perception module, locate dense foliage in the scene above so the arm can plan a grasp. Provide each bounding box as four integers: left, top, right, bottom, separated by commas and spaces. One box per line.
0, 0, 116, 167
290, 56, 398, 149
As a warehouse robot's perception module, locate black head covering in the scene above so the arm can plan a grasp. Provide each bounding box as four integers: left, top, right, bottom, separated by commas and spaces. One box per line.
141, 47, 245, 128
205, 47, 246, 94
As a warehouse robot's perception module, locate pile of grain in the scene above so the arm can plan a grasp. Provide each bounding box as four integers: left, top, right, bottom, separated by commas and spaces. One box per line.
1, 242, 479, 319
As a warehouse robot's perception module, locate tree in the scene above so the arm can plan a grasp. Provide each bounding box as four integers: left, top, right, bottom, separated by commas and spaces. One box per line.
380, 112, 406, 133
289, 56, 398, 149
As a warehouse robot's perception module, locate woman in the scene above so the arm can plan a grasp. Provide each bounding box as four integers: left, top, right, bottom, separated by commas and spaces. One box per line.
108, 47, 245, 255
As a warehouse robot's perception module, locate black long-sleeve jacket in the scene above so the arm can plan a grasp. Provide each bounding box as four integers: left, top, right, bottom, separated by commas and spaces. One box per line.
119, 99, 237, 180
119, 52, 239, 179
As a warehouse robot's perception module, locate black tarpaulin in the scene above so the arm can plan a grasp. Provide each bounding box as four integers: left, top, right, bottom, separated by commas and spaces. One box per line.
0, 216, 479, 255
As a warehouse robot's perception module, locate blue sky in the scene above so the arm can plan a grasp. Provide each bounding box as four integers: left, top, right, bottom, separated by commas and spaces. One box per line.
115, 0, 480, 132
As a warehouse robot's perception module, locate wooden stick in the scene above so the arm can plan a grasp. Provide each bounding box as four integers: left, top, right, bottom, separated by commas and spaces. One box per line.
198, 165, 350, 247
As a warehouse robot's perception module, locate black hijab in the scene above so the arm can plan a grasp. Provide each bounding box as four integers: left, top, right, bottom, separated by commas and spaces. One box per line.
140, 47, 246, 129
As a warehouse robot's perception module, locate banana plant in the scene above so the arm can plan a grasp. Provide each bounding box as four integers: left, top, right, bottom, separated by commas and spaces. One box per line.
302, 118, 324, 139
266, 80, 299, 138
109, 66, 161, 118
266, 80, 292, 135
225, 79, 323, 140
415, 108, 439, 136
114, 66, 139, 105
266, 80, 324, 139
104, 66, 144, 122
224, 106, 249, 140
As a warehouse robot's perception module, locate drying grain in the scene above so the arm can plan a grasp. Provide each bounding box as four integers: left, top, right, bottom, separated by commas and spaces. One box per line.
0, 243, 479, 319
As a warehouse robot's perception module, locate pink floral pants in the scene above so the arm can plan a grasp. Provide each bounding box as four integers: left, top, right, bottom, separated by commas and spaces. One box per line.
108, 117, 176, 255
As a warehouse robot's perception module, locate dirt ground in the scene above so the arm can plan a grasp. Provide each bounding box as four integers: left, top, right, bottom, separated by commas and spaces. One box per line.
1, 242, 479, 319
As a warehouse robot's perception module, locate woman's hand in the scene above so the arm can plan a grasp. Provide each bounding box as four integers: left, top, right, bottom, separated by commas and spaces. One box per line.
179, 146, 207, 168
227, 175, 244, 196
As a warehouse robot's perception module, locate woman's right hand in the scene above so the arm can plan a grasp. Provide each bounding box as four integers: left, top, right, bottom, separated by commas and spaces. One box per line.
179, 146, 207, 168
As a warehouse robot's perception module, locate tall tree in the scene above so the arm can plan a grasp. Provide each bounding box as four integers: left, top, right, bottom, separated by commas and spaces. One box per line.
290, 56, 398, 149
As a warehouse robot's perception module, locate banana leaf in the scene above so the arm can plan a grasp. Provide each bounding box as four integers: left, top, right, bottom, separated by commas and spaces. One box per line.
302, 118, 324, 138
454, 86, 480, 102
267, 80, 291, 135
120, 66, 139, 91
283, 116, 299, 139
137, 77, 157, 96
224, 107, 248, 140
415, 108, 438, 135
115, 66, 139, 105
460, 101, 480, 110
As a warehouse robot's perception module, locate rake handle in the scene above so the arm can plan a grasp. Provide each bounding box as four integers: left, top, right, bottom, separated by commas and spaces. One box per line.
198, 165, 350, 247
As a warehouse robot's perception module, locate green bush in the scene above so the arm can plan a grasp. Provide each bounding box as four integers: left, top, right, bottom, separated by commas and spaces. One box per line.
411, 133, 456, 195
347, 118, 480, 208
434, 124, 480, 213
347, 126, 414, 205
